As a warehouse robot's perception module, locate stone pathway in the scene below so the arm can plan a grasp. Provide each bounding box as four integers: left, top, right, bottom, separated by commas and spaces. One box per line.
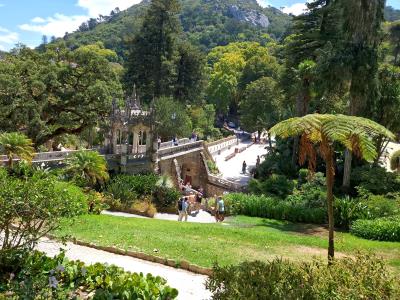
102, 209, 217, 223
213, 141, 267, 186
37, 238, 211, 300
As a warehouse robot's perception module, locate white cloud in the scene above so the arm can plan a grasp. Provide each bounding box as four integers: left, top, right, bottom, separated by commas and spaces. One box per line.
256, 0, 270, 7
19, 13, 88, 37
0, 27, 19, 51
77, 0, 141, 17
19, 0, 142, 38
282, 3, 308, 16
31, 17, 46, 23
0, 27, 19, 45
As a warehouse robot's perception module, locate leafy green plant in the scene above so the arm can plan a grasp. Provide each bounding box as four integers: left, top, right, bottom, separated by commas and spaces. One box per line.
1, 250, 178, 299
105, 174, 158, 204
153, 186, 180, 210
226, 193, 326, 224
351, 215, 400, 242
249, 175, 295, 198
334, 197, 367, 229
206, 254, 399, 300
87, 191, 110, 214
0, 132, 35, 169
207, 160, 219, 174
0, 169, 87, 271
351, 165, 400, 195
65, 150, 109, 187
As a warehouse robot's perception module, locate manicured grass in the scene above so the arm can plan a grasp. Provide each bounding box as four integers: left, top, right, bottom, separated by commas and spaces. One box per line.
55, 215, 400, 273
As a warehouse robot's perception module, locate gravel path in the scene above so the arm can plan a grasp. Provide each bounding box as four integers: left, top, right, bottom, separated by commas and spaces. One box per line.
37, 238, 211, 300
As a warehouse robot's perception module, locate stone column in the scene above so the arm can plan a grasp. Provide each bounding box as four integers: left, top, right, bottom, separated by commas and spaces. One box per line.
133, 131, 139, 154
112, 128, 118, 154
146, 130, 152, 153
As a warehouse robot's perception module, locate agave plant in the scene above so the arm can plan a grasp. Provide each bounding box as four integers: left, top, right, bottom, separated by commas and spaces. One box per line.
156, 175, 174, 189
0, 132, 35, 169
270, 114, 394, 261
66, 150, 109, 187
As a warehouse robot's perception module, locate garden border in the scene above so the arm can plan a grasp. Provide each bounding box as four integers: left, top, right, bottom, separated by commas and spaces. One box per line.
47, 235, 213, 276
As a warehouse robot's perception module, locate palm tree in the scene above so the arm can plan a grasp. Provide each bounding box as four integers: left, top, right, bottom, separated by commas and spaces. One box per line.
66, 150, 109, 187
0, 132, 35, 169
270, 114, 394, 261
390, 149, 400, 172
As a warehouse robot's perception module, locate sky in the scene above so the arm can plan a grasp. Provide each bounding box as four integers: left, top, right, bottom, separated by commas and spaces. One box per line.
0, 0, 399, 51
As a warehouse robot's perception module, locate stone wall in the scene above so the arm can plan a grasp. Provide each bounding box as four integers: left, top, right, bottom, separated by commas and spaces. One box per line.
158, 149, 209, 190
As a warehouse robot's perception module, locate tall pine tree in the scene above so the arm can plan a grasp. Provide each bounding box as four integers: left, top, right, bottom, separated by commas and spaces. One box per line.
125, 0, 182, 101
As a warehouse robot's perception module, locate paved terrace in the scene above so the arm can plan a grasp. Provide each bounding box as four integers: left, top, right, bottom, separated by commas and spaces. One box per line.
212, 141, 267, 186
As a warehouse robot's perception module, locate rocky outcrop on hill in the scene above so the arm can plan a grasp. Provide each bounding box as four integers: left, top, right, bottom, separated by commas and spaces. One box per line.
228, 5, 270, 28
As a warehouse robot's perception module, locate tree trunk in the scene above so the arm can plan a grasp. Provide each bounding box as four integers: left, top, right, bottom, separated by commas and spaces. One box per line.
8, 155, 13, 170
268, 132, 273, 150
292, 136, 299, 167
325, 152, 335, 263
342, 149, 352, 191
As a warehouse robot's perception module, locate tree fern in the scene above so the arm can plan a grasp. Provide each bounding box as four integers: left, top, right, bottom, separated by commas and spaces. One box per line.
270, 114, 394, 261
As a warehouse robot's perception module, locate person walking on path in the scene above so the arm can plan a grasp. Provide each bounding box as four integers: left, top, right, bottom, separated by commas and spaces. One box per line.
215, 196, 225, 222
242, 161, 247, 174
182, 197, 189, 222
157, 137, 162, 149
177, 196, 185, 221
256, 155, 261, 168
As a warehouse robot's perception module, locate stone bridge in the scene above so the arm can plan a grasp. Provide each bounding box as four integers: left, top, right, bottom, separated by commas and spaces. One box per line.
0, 136, 246, 196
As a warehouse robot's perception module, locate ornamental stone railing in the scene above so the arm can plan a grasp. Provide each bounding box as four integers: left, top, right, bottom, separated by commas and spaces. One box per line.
206, 136, 238, 155
157, 140, 204, 158
0, 150, 90, 165
159, 138, 191, 149
200, 152, 244, 192
207, 174, 245, 192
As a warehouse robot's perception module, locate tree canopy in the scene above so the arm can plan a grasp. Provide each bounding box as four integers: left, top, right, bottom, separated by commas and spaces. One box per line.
0, 43, 122, 146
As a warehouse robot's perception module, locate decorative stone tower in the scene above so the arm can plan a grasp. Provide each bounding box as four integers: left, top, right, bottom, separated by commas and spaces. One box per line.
106, 86, 154, 173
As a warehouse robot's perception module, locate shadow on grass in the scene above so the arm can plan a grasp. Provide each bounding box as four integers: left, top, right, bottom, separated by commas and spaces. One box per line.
256, 219, 329, 236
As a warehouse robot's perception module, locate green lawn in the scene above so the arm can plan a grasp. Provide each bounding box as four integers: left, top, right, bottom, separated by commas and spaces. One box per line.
55, 215, 400, 273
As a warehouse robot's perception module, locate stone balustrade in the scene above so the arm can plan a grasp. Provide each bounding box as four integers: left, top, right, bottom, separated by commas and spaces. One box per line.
157, 140, 204, 158
206, 136, 238, 154
0, 149, 90, 164
207, 174, 244, 192
159, 138, 191, 149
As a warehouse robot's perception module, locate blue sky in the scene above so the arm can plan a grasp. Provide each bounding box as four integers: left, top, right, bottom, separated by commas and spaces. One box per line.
0, 0, 399, 51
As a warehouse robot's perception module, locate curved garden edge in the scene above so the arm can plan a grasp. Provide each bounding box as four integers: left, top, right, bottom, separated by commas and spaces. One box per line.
46, 234, 213, 277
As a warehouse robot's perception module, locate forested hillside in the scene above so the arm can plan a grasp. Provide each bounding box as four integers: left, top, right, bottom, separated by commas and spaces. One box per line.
59, 0, 291, 58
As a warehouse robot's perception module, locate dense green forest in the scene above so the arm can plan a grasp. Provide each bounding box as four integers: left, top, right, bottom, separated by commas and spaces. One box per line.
57, 0, 291, 58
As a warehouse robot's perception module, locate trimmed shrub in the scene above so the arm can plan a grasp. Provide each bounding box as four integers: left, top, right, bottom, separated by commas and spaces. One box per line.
226, 193, 326, 224
335, 192, 400, 229
351, 215, 400, 242
0, 250, 178, 299
206, 254, 399, 300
